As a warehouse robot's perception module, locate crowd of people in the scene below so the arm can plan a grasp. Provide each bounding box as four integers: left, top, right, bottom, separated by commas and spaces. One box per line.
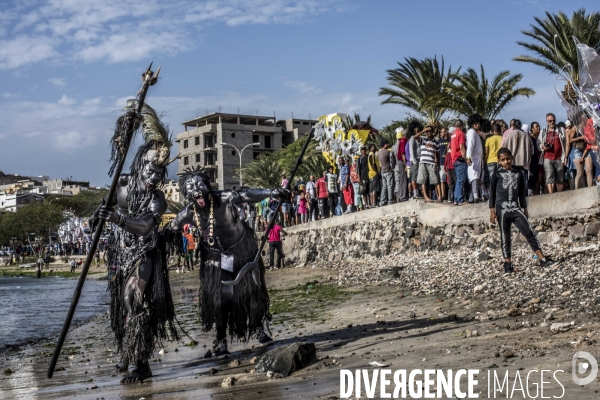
241, 112, 600, 228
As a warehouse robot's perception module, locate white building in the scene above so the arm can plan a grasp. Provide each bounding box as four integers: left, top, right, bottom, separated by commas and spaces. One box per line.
0, 191, 45, 212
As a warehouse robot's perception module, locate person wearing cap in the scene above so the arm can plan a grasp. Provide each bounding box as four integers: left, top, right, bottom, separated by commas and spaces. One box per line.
503, 119, 533, 191
378, 138, 395, 206
390, 127, 408, 202
564, 118, 588, 189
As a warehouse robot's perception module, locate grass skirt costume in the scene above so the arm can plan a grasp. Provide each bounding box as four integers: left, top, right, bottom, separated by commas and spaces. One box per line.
107, 211, 179, 363
199, 222, 271, 340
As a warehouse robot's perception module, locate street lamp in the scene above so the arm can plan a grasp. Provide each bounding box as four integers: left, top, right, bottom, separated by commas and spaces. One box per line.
220, 142, 260, 187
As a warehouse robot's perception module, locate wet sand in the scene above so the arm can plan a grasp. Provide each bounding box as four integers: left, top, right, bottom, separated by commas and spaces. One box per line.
2, 264, 600, 399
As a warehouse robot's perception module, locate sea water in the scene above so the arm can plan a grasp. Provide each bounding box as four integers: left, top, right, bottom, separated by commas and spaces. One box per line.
0, 276, 109, 348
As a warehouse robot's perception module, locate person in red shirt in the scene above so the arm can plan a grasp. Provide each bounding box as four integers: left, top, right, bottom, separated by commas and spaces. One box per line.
315, 170, 329, 219
268, 219, 287, 271
450, 119, 468, 205
391, 127, 408, 202
182, 224, 196, 271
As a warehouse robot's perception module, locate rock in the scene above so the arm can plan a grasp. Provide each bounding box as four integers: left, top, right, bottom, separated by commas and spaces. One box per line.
254, 342, 317, 377
585, 221, 600, 236
545, 313, 555, 321
569, 224, 586, 239
249, 357, 258, 364
477, 252, 489, 262
447, 314, 458, 321
89, 385, 98, 390
158, 349, 165, 355
536, 232, 562, 245
222, 377, 236, 387
550, 322, 574, 332
561, 290, 572, 297
422, 358, 427, 362
203, 350, 212, 358
503, 351, 515, 358
228, 359, 241, 367
540, 322, 548, 327
473, 284, 486, 293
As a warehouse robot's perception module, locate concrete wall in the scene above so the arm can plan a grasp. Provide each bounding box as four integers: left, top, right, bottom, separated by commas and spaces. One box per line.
279, 187, 600, 266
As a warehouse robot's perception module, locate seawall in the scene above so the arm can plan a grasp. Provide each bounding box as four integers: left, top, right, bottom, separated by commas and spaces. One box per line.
279, 186, 600, 265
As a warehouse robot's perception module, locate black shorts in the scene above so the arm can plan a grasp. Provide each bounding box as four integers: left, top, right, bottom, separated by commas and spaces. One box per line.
369, 176, 380, 193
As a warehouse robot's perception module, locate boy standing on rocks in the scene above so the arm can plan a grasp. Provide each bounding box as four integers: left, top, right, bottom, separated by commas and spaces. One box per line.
489, 147, 558, 273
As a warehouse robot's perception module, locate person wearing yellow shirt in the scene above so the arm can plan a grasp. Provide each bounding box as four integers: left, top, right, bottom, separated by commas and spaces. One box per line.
367, 144, 381, 207
485, 122, 503, 181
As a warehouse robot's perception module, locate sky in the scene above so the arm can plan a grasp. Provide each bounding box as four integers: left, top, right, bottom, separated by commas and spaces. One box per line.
1, 0, 597, 186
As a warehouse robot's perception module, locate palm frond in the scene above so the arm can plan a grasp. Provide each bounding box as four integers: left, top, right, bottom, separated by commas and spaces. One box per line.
514, 8, 600, 82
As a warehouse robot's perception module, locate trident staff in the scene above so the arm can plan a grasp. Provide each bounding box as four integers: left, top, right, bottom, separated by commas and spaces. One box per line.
47, 63, 160, 379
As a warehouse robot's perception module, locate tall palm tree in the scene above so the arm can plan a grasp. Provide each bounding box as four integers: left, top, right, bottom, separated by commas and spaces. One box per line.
237, 155, 285, 189
444, 65, 535, 119
379, 56, 459, 124
514, 8, 600, 85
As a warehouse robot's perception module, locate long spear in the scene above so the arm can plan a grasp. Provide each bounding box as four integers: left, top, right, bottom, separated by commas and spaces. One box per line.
222, 128, 315, 286
47, 63, 160, 378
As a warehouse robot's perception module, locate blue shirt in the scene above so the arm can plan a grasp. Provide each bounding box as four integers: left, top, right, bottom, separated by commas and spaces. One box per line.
339, 164, 350, 186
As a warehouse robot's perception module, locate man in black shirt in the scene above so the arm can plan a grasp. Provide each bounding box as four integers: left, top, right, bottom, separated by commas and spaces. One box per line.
358, 146, 370, 207
489, 148, 557, 273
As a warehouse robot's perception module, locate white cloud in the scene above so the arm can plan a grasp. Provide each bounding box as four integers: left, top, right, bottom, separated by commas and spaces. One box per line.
48, 77, 66, 86
283, 80, 322, 95
0, 35, 57, 69
2, 92, 17, 98
0, 0, 347, 70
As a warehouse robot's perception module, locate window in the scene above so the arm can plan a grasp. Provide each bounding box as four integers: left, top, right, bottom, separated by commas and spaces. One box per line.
205, 153, 215, 165
194, 136, 200, 146
184, 156, 189, 165
265, 135, 272, 149
195, 154, 200, 163
204, 135, 214, 148
208, 170, 216, 183
183, 139, 188, 149
253, 134, 259, 144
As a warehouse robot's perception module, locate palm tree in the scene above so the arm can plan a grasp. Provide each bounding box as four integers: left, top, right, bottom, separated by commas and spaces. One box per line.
514, 8, 600, 85
379, 56, 459, 124
342, 112, 372, 132
444, 65, 535, 119
299, 151, 330, 180
237, 155, 285, 189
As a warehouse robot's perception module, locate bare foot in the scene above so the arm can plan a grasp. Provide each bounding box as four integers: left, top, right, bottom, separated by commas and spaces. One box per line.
120, 361, 152, 384
115, 360, 129, 372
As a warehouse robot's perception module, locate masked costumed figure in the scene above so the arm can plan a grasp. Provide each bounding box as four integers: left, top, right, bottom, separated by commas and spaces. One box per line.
91, 103, 178, 383
167, 166, 284, 355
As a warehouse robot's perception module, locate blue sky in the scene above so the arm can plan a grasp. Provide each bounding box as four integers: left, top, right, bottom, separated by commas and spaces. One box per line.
1, 0, 597, 186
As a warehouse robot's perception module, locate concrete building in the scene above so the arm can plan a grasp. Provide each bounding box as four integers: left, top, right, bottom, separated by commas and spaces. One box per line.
0, 191, 45, 212
43, 179, 90, 195
176, 112, 315, 189
162, 179, 181, 203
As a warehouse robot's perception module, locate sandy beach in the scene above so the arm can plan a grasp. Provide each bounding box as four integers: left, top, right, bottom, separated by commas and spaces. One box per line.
1, 258, 600, 399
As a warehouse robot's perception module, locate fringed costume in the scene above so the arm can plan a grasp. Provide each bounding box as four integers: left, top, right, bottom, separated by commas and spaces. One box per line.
168, 167, 278, 354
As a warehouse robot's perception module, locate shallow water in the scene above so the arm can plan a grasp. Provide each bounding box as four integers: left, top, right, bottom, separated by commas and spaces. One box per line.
0, 276, 109, 348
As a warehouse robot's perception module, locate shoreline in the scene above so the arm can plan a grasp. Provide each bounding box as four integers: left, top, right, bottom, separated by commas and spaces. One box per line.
2, 248, 600, 399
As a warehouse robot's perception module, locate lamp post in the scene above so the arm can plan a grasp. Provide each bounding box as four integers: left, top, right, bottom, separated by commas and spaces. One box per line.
220, 142, 260, 187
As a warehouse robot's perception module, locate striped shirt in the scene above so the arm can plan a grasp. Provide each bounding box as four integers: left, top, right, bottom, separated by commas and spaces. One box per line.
419, 138, 439, 165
